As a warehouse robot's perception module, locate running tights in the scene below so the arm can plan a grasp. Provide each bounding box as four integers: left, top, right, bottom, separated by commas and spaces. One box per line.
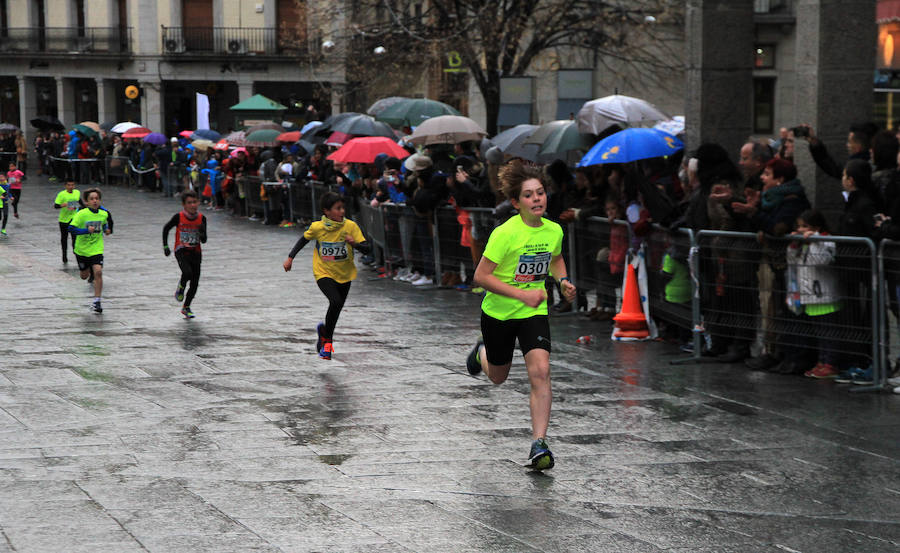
0, 202, 6, 230
10, 189, 20, 216
58, 222, 74, 258
175, 249, 202, 307
316, 277, 351, 340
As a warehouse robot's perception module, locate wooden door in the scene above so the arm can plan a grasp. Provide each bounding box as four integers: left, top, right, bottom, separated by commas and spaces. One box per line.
277, 0, 306, 52
183, 0, 213, 51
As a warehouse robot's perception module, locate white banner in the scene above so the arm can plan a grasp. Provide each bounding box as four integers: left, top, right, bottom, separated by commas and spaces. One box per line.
196, 93, 210, 130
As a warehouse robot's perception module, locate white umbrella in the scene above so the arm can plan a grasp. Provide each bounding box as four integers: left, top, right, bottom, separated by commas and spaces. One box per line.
408, 115, 486, 145
110, 121, 141, 134
576, 94, 670, 135
654, 115, 685, 137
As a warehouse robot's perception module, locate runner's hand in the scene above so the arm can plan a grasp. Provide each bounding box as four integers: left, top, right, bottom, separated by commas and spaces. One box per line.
283, 258, 293, 272
520, 288, 547, 308
344, 233, 356, 246
561, 279, 577, 302
163, 246, 171, 257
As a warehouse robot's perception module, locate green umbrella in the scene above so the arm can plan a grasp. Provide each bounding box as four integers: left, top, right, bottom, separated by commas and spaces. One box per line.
71, 123, 98, 137
245, 128, 281, 146
376, 98, 460, 128
525, 120, 592, 157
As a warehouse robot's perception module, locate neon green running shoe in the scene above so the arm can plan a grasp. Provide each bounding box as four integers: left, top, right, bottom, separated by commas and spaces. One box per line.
526, 438, 554, 471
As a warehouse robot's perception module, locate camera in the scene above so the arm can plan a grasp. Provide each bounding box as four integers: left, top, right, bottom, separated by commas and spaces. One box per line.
792, 125, 809, 138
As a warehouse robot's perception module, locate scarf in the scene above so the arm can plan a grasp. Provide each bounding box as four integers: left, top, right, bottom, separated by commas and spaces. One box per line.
181, 209, 199, 221
761, 180, 804, 211
321, 215, 345, 230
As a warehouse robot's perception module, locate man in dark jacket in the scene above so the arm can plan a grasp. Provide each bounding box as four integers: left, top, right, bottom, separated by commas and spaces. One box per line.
798, 123, 874, 180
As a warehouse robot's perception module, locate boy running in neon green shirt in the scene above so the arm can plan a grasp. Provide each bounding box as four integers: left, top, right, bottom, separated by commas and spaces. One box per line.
53, 180, 81, 263
465, 162, 576, 470
69, 188, 110, 313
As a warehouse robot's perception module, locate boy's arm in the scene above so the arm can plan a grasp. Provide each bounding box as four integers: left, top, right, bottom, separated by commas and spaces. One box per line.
101, 208, 114, 234
68, 216, 90, 235
162, 213, 179, 253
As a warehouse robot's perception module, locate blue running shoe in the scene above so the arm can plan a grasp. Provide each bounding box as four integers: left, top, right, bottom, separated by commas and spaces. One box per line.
181, 306, 195, 319
175, 283, 185, 302
526, 438, 554, 470
834, 369, 855, 384
316, 322, 325, 353
466, 339, 484, 375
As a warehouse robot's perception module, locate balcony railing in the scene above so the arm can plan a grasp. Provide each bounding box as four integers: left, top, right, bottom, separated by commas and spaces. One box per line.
0, 27, 131, 54
161, 26, 309, 57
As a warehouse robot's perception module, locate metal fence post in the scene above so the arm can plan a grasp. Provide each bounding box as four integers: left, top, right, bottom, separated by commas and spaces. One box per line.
851, 237, 883, 393
567, 222, 577, 286
432, 209, 443, 283
310, 182, 318, 221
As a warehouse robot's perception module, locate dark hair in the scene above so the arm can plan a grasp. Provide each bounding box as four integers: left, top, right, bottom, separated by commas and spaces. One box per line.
844, 158, 873, 192
849, 123, 875, 151
797, 209, 830, 234
499, 160, 545, 201
750, 141, 774, 164
83, 187, 101, 200
765, 158, 797, 182
320, 191, 343, 212
181, 190, 199, 203
871, 130, 899, 170
695, 143, 741, 192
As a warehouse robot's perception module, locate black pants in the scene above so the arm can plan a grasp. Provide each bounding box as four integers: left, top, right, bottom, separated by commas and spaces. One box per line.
0, 202, 7, 229
58, 221, 74, 258
175, 249, 202, 307
316, 277, 351, 340
10, 189, 20, 215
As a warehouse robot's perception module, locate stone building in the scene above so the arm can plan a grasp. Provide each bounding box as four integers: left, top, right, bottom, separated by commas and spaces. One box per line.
0, 0, 347, 140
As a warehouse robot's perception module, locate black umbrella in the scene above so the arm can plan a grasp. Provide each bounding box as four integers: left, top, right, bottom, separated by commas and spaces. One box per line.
100, 121, 115, 131
330, 114, 395, 138
30, 116, 64, 131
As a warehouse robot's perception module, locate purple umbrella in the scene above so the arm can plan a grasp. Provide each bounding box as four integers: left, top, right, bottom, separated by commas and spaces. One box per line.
143, 132, 167, 146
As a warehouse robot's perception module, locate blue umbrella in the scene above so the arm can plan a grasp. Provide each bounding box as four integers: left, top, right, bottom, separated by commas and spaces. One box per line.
191, 129, 221, 141
577, 128, 683, 167
301, 120, 323, 134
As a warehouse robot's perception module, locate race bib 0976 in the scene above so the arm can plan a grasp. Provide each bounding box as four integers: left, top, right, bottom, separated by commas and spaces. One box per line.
320, 241, 348, 261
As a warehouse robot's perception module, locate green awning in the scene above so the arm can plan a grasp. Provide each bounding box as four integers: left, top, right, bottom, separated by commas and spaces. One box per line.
229, 94, 288, 112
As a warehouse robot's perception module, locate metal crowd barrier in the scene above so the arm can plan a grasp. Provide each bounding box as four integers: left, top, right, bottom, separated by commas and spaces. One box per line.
49, 156, 101, 185
104, 156, 132, 187
128, 161, 157, 190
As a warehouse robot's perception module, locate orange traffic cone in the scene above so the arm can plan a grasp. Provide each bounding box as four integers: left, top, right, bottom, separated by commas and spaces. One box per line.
613, 264, 649, 339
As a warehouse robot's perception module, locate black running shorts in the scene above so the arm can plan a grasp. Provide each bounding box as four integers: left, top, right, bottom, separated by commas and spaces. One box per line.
480, 312, 551, 366
76, 254, 104, 271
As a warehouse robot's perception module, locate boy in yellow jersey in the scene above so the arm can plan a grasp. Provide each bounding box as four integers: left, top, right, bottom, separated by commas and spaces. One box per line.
283, 192, 370, 360
53, 180, 82, 263
69, 188, 110, 313
466, 162, 576, 471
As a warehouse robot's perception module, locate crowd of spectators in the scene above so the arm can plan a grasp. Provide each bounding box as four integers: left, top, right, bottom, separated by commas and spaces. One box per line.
16, 117, 900, 389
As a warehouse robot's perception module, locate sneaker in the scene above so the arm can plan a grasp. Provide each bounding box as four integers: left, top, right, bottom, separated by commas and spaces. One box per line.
805, 363, 838, 379
62, 254, 68, 263
13, 212, 18, 218
316, 322, 325, 353
834, 369, 855, 384
412, 275, 432, 286
851, 366, 874, 385
455, 283, 470, 291
319, 340, 333, 360
404, 271, 421, 283
466, 339, 484, 375
894, 386, 900, 394
175, 283, 185, 302
393, 267, 411, 281
248, 215, 260, 221
91, 299, 102, 313
181, 306, 195, 319
526, 438, 555, 470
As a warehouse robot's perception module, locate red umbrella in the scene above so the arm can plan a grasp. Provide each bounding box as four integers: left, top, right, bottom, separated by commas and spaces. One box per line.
178, 130, 194, 138
327, 136, 411, 164
277, 131, 301, 142
213, 139, 230, 151
122, 126, 152, 139
325, 131, 353, 147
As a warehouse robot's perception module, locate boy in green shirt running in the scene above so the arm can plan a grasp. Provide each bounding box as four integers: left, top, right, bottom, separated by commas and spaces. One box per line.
69, 188, 110, 313
465, 162, 576, 470
53, 180, 82, 263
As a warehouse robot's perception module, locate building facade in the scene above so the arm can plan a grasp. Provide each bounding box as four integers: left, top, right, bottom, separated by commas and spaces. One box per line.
0, 0, 347, 141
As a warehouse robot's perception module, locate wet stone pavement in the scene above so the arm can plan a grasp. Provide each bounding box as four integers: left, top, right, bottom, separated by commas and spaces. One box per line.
1, 176, 899, 553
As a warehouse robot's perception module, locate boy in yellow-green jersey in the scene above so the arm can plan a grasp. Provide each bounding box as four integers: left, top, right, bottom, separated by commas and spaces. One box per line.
283, 192, 369, 360
465, 162, 576, 471
69, 188, 110, 313
53, 180, 82, 263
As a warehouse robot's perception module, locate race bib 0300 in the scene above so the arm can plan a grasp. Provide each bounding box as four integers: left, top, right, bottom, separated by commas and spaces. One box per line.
320, 241, 348, 261
514, 252, 551, 282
